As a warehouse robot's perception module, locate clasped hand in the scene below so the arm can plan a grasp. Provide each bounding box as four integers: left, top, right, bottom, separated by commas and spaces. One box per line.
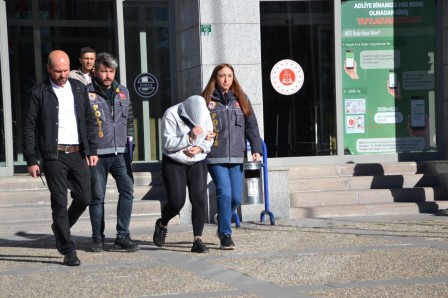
183, 146, 201, 157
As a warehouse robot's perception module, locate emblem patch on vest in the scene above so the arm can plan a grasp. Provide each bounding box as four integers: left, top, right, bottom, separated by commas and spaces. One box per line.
88, 93, 97, 100
208, 101, 216, 109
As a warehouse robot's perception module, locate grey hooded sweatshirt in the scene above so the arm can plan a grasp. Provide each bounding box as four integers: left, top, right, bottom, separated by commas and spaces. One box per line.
161, 95, 214, 165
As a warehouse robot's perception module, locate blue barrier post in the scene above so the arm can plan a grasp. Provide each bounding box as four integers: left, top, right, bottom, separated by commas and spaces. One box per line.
260, 139, 275, 225
231, 139, 275, 226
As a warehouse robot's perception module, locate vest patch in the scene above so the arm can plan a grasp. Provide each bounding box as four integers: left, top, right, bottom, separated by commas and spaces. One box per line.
208, 101, 216, 109
88, 93, 97, 100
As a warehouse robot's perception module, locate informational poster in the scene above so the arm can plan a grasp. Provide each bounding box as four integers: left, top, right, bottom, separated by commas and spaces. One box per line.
341, 0, 437, 154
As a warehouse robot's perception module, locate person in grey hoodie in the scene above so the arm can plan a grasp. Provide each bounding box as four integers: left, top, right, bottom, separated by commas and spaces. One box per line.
153, 95, 215, 253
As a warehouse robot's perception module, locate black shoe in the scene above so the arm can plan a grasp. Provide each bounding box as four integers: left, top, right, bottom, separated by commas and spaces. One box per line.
219, 235, 235, 250
90, 236, 104, 252
63, 251, 81, 266
51, 223, 63, 255
437, 208, 448, 216
191, 238, 209, 253
153, 218, 167, 247
113, 235, 140, 252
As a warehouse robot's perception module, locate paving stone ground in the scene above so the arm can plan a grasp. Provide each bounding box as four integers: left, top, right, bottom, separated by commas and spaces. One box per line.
1, 214, 448, 297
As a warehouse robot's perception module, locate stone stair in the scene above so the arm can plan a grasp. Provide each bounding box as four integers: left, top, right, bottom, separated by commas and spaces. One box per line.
0, 172, 168, 236
3, 161, 448, 233
288, 161, 448, 218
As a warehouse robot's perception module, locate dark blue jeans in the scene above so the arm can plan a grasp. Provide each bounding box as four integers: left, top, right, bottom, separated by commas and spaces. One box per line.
43, 151, 91, 255
89, 154, 134, 239
207, 163, 243, 237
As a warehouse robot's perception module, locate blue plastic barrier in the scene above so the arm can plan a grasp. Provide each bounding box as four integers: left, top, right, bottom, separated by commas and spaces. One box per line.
232, 139, 275, 226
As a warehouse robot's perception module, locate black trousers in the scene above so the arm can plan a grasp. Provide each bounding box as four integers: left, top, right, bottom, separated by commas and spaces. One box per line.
43, 151, 91, 254
161, 155, 207, 237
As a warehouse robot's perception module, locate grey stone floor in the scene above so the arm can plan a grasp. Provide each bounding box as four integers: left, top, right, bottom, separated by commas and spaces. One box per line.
1, 214, 448, 297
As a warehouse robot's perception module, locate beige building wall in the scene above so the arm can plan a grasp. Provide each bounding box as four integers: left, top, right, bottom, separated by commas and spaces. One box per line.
174, 0, 447, 160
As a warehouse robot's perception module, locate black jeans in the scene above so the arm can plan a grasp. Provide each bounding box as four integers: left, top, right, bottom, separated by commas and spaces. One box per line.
161, 155, 207, 237
43, 151, 91, 254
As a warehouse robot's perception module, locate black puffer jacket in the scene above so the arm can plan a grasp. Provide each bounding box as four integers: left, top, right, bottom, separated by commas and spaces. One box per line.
206, 89, 262, 164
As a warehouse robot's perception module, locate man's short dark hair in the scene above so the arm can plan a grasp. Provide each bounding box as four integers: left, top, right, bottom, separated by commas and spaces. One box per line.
80, 47, 96, 57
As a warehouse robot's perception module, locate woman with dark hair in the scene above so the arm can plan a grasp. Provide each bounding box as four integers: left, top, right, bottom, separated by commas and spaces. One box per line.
202, 63, 263, 250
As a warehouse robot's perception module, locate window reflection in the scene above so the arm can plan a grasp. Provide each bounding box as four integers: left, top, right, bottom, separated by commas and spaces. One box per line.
7, 0, 114, 20
260, 1, 336, 157
6, 0, 116, 165
124, 1, 172, 161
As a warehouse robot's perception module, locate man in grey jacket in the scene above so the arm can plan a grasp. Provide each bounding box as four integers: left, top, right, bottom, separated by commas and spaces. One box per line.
86, 52, 139, 252
69, 47, 96, 85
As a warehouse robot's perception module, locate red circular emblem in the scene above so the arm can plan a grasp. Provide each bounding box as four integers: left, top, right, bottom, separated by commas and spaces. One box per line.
270, 60, 304, 95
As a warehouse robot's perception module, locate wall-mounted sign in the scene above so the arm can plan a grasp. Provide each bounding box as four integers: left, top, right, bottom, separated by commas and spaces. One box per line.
200, 24, 211, 35
270, 59, 304, 95
134, 73, 158, 98
341, 0, 437, 154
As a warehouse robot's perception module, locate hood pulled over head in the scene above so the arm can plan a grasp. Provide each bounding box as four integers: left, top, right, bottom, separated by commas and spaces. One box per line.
178, 95, 208, 127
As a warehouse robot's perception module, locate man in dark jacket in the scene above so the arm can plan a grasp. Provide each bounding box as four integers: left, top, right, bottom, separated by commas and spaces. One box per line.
86, 52, 139, 252
22, 50, 98, 266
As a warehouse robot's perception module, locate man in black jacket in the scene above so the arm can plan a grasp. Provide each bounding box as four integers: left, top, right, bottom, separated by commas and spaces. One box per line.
23, 50, 98, 266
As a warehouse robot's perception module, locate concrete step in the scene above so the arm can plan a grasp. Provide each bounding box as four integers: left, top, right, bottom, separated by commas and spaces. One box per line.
290, 201, 448, 219
0, 214, 179, 236
0, 172, 162, 191
0, 185, 166, 206
290, 187, 448, 207
289, 174, 439, 192
0, 199, 163, 223
288, 162, 420, 179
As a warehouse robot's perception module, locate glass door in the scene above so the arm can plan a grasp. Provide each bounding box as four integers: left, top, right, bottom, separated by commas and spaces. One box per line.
121, 0, 174, 162
260, 1, 336, 157
0, 0, 13, 176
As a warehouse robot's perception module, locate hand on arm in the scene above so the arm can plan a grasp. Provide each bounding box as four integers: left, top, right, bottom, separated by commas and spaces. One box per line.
189, 126, 203, 142
183, 146, 202, 158
206, 131, 216, 141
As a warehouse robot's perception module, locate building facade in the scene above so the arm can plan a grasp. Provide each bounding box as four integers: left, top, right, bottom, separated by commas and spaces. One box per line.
0, 0, 447, 176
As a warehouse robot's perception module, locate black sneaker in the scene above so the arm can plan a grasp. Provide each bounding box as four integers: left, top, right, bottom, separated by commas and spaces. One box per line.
437, 208, 448, 216
191, 238, 209, 253
90, 236, 104, 252
153, 218, 167, 247
51, 223, 63, 255
220, 235, 235, 250
63, 250, 81, 266
113, 235, 140, 252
